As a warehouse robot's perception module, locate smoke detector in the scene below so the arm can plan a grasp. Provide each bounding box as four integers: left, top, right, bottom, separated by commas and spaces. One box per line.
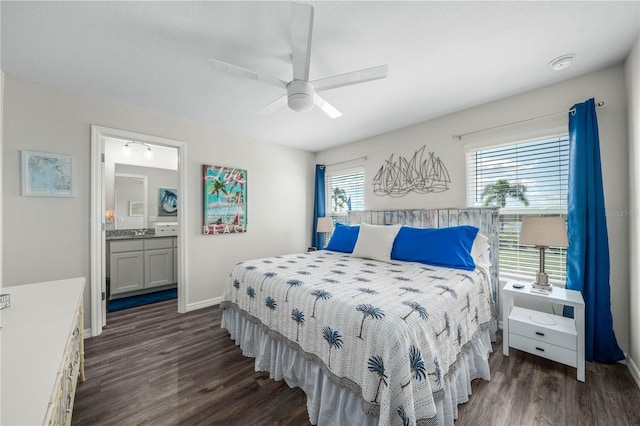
549, 54, 574, 71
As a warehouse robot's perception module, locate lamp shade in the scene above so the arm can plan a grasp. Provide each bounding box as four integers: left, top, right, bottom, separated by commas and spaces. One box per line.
316, 217, 334, 233
519, 216, 568, 247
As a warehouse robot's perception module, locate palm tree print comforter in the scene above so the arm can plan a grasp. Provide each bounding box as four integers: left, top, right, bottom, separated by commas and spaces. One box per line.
221, 250, 494, 425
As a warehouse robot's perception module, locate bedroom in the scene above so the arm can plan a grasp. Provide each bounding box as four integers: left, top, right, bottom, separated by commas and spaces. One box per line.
0, 1, 639, 425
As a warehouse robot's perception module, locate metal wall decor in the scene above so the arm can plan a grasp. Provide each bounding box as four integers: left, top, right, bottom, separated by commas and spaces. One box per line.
372, 145, 451, 197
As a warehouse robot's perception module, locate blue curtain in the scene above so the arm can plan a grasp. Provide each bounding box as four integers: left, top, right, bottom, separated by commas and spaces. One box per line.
565, 98, 624, 363
312, 165, 326, 248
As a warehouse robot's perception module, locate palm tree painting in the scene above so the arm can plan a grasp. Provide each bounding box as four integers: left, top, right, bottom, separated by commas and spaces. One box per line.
402, 301, 429, 321
332, 187, 348, 212
246, 286, 256, 312
260, 272, 277, 291
291, 309, 305, 342
322, 327, 343, 368
209, 177, 229, 201
481, 178, 529, 207
398, 286, 422, 296
285, 279, 304, 302
310, 289, 332, 318
232, 279, 241, 302
397, 405, 411, 426
353, 287, 379, 298
435, 312, 451, 339
355, 304, 385, 339
367, 355, 388, 403
265, 296, 277, 325
435, 284, 458, 299
401, 345, 427, 389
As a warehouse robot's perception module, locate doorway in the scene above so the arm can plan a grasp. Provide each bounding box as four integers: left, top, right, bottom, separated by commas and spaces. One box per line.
90, 125, 187, 336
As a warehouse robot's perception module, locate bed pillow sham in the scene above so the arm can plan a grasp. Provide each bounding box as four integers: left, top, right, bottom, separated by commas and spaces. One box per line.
391, 225, 479, 270
351, 223, 401, 263
325, 223, 360, 253
471, 233, 491, 267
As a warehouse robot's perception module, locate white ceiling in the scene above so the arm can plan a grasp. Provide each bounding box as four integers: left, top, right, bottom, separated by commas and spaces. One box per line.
2, 1, 639, 152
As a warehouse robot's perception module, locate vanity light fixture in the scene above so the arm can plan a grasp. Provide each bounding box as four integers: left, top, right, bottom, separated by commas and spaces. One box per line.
122, 140, 154, 160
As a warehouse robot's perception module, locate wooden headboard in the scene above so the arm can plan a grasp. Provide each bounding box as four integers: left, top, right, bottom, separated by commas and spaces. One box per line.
348, 208, 500, 304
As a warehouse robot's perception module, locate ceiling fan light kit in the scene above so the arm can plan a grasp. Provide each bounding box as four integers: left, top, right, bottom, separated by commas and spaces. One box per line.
287, 80, 315, 112
210, 2, 388, 118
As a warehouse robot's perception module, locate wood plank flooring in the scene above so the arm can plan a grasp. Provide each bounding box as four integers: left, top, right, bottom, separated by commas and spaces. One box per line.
73, 299, 640, 426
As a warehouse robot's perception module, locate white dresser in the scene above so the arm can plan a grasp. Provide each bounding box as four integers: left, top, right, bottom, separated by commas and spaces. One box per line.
1, 277, 86, 425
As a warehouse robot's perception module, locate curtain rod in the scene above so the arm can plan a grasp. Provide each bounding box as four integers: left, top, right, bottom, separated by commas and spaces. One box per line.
452, 101, 605, 141
321, 156, 368, 168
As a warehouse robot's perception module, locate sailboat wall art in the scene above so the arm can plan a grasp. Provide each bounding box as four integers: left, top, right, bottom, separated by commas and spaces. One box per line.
202, 164, 247, 235
372, 145, 451, 197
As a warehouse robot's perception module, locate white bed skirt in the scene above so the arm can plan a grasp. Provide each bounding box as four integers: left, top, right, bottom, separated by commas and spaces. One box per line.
221, 307, 492, 426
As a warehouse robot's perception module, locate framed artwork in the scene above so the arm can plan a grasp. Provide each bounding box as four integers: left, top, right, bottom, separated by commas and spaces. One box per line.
21, 150, 75, 197
129, 201, 144, 216
158, 188, 178, 216
202, 164, 247, 235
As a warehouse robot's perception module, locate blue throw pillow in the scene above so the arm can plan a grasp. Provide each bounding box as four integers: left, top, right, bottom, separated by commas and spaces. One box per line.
325, 223, 360, 253
391, 225, 479, 270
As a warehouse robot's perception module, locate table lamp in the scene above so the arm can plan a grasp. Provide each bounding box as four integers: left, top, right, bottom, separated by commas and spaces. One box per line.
316, 217, 334, 248
519, 216, 568, 291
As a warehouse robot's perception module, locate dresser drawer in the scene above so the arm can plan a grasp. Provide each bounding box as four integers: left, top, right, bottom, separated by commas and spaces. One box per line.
509, 306, 577, 350
509, 333, 577, 367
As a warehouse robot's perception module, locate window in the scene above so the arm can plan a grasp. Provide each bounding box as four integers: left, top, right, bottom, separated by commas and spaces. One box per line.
466, 135, 569, 282
325, 167, 365, 226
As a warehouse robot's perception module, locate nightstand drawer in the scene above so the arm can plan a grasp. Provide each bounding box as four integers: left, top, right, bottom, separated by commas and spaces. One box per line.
509, 333, 577, 367
509, 306, 577, 351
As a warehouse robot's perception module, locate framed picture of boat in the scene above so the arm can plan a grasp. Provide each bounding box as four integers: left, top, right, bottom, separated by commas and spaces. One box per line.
202, 164, 247, 235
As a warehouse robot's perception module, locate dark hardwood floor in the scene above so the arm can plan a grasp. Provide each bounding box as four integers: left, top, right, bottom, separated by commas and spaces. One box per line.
73, 299, 640, 426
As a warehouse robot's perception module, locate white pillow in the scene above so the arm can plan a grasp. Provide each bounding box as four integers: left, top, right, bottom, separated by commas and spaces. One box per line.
471, 233, 491, 267
351, 223, 401, 263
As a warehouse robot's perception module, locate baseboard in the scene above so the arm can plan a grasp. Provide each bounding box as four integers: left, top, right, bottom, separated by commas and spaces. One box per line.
186, 296, 221, 311
627, 354, 640, 390
84, 327, 93, 339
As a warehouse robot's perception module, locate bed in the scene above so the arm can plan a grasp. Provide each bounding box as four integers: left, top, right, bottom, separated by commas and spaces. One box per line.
221, 208, 499, 426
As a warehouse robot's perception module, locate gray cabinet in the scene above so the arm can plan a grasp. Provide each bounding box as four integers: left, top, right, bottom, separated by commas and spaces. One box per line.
109, 237, 176, 297
144, 238, 174, 288
109, 240, 145, 295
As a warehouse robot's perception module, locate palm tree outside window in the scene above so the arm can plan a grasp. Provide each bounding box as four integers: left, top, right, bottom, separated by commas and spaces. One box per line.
324, 167, 365, 236
466, 135, 569, 283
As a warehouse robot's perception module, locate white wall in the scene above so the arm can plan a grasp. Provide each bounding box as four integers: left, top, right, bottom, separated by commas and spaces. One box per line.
317, 64, 631, 354
626, 36, 640, 385
2, 75, 315, 328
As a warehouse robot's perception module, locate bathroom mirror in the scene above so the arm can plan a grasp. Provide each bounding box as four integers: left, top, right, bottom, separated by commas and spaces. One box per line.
114, 173, 148, 229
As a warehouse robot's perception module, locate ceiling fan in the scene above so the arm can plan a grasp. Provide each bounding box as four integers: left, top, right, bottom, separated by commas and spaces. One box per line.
209, 2, 388, 119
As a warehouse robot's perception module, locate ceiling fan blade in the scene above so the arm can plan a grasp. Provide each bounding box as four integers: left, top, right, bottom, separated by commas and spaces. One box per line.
314, 94, 342, 119
291, 3, 314, 81
313, 64, 388, 92
259, 95, 288, 115
209, 58, 287, 89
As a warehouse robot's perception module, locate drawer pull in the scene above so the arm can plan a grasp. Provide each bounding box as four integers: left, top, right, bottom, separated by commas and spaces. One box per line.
535, 331, 545, 336
535, 347, 545, 352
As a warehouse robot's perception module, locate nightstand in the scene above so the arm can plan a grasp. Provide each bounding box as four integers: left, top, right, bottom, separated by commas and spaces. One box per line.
502, 281, 585, 382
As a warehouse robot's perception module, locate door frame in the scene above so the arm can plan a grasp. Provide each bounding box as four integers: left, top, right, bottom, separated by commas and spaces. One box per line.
90, 125, 188, 336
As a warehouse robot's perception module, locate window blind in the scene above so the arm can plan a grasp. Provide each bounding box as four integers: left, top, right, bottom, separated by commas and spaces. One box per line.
325, 167, 365, 225
466, 135, 569, 282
